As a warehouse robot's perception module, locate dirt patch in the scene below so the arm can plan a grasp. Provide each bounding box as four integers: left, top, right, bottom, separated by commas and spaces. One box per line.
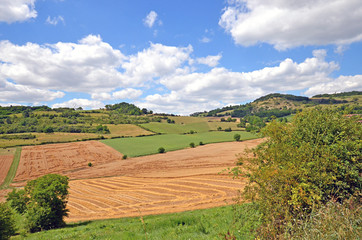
13, 141, 123, 184
0, 155, 13, 186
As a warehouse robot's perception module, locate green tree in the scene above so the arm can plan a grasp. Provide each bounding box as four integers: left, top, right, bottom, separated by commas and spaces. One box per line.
233, 133, 241, 141
189, 142, 195, 148
7, 174, 69, 233
236, 108, 361, 238
0, 203, 16, 240
158, 147, 165, 153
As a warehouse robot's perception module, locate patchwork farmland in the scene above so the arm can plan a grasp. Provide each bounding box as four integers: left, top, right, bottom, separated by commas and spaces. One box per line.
9, 138, 263, 222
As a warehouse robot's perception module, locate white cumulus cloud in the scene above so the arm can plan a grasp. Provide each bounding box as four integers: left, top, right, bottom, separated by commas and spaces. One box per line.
52, 99, 104, 110
219, 0, 362, 50
0, 0, 37, 23
196, 54, 222, 67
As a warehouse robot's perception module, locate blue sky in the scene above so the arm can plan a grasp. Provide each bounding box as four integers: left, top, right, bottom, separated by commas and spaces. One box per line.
0, 0, 361, 114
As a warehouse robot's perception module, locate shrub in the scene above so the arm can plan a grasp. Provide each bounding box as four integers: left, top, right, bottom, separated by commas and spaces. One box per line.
122, 155, 128, 160
88, 162, 92, 167
7, 174, 69, 233
236, 107, 362, 238
189, 142, 195, 148
233, 134, 241, 141
158, 147, 165, 153
199, 141, 204, 145
0, 202, 16, 240
224, 127, 232, 132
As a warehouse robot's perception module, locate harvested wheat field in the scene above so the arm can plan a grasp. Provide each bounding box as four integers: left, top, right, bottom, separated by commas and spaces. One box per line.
0, 155, 13, 185
65, 138, 264, 222
67, 174, 244, 222
13, 141, 123, 184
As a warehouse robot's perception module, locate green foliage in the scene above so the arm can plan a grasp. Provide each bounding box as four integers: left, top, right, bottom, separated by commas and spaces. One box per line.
233, 134, 241, 141
236, 107, 361, 238
122, 155, 128, 160
189, 142, 195, 148
158, 147, 165, 153
7, 189, 29, 214
88, 162, 92, 167
7, 174, 69, 233
105, 102, 149, 115
0, 202, 16, 240
313, 91, 362, 98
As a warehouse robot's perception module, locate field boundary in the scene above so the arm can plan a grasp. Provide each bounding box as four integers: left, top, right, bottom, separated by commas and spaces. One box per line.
0, 147, 21, 189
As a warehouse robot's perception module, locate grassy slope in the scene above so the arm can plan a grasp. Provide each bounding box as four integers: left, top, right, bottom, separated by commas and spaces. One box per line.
0, 147, 21, 189
102, 131, 258, 157
11, 204, 261, 240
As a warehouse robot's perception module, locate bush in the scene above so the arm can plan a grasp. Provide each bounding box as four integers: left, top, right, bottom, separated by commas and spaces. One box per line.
236, 108, 362, 238
224, 127, 232, 132
189, 142, 195, 148
199, 141, 204, 146
88, 162, 92, 167
233, 134, 241, 141
122, 155, 128, 160
7, 174, 69, 233
158, 147, 165, 153
0, 203, 16, 240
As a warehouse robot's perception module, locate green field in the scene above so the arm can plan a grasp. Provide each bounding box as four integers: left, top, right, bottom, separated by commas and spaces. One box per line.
102, 131, 258, 157
11, 204, 261, 240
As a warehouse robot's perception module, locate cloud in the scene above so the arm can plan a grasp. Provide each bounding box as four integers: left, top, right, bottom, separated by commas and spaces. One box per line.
91, 88, 143, 100
139, 50, 344, 115
0, 79, 64, 103
0, 35, 126, 93
46, 15, 65, 25
0, 0, 37, 23
121, 43, 193, 85
143, 11, 158, 28
200, 37, 211, 43
52, 99, 104, 110
196, 54, 222, 67
304, 75, 362, 96
219, 0, 362, 50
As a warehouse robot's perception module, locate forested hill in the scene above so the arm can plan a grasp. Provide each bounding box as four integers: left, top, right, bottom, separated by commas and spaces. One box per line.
191, 91, 362, 118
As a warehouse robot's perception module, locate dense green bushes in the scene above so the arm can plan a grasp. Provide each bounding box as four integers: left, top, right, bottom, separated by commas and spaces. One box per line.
236, 107, 361, 238
7, 174, 69, 233
0, 202, 16, 240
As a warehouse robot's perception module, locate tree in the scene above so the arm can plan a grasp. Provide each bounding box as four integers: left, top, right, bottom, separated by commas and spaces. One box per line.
233, 133, 241, 141
236, 107, 361, 238
7, 174, 69, 233
189, 142, 195, 148
0, 203, 16, 240
158, 147, 165, 153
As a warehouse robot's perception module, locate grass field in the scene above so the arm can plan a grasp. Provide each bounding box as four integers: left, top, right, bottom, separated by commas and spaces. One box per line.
102, 131, 258, 157
0, 147, 21, 189
11, 204, 261, 240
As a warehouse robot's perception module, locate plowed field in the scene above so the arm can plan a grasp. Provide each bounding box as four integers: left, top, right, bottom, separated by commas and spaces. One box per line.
0, 155, 13, 185
13, 141, 123, 184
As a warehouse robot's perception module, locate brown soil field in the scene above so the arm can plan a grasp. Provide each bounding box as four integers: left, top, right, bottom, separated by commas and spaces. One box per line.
13, 141, 123, 184
0, 155, 13, 185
